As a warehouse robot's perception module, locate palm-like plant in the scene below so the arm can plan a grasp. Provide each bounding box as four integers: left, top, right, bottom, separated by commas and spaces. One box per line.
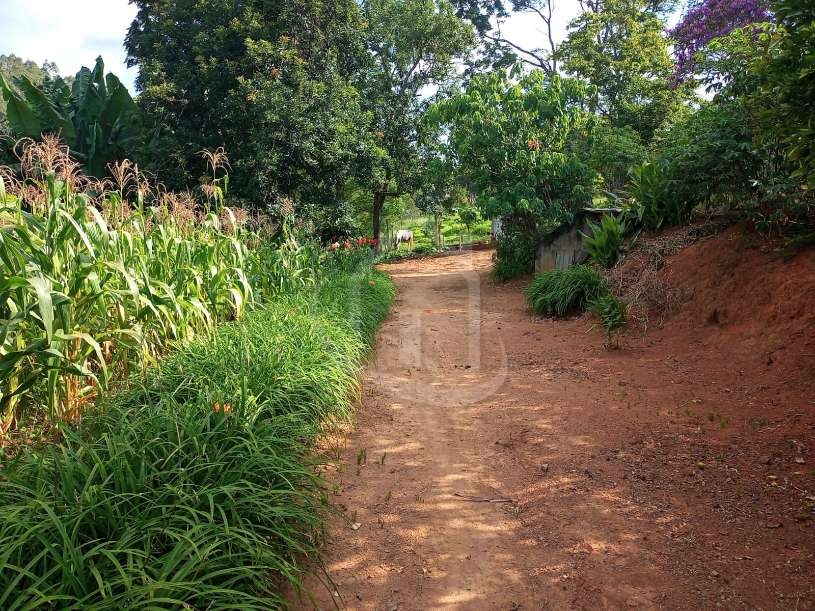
581, 214, 626, 268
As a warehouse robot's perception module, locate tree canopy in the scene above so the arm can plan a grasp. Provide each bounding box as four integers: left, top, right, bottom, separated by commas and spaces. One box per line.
559, 0, 690, 142
360, 0, 475, 241
125, 0, 371, 212
430, 70, 596, 237
1, 0, 809, 264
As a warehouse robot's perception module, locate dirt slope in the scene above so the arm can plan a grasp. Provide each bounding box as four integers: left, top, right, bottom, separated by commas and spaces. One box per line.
297, 245, 814, 610
663, 225, 815, 373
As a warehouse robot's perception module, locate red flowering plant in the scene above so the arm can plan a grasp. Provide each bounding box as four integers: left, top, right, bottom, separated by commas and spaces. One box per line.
324, 236, 378, 273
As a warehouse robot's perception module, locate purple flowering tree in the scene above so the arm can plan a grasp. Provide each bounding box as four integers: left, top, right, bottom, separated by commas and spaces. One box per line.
670, 0, 771, 78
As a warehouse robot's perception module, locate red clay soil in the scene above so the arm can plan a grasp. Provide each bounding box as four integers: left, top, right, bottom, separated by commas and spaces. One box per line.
295, 230, 814, 610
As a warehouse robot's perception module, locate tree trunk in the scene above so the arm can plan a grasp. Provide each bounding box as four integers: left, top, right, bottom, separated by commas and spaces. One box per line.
372, 189, 386, 249
435, 213, 441, 249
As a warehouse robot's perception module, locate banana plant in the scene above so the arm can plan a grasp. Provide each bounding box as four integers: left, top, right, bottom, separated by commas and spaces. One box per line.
0, 57, 142, 177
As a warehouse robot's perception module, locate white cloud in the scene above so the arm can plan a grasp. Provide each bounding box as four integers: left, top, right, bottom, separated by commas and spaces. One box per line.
0, 0, 138, 90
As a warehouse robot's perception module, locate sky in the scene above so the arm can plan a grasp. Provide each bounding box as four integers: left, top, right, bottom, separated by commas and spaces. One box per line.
0, 0, 139, 90
501, 3, 583, 63
0, 0, 681, 93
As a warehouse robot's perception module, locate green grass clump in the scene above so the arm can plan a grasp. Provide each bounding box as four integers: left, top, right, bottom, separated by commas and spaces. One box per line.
591, 292, 627, 346
0, 270, 395, 609
376, 244, 442, 263
525, 264, 609, 316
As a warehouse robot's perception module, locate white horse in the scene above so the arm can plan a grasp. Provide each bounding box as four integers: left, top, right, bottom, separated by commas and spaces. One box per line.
394, 229, 414, 250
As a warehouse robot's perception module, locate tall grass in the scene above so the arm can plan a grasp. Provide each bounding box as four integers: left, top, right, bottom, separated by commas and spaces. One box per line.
525, 264, 609, 316
0, 138, 396, 604
0, 138, 324, 433
0, 270, 395, 608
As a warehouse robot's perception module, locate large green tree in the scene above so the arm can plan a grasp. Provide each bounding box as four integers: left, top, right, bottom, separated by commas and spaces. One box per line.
125, 0, 372, 214
558, 0, 689, 142
431, 69, 596, 276
359, 0, 475, 242
452, 0, 678, 73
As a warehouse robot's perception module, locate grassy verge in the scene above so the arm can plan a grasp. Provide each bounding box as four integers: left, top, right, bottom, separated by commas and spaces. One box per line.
0, 269, 395, 609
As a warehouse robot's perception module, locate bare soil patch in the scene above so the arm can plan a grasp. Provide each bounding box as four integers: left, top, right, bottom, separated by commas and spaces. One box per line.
298, 236, 814, 610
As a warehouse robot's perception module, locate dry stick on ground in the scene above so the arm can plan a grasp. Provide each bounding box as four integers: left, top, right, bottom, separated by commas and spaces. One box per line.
454, 493, 516, 503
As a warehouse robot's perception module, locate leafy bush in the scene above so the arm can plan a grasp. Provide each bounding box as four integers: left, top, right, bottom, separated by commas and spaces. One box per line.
432, 71, 595, 279
0, 269, 395, 608
376, 244, 442, 263
525, 264, 609, 317
581, 121, 648, 194
438, 215, 492, 244
664, 2, 815, 231
431, 72, 595, 224
455, 205, 480, 235
591, 292, 627, 346
653, 100, 760, 211
492, 228, 538, 281
582, 214, 626, 268
751, 0, 815, 191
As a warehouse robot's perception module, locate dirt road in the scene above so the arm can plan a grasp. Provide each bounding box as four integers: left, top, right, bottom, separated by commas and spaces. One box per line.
302, 250, 814, 610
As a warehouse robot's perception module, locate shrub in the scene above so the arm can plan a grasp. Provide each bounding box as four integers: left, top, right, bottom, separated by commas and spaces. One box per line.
582, 214, 626, 268
492, 229, 538, 281
376, 244, 442, 263
455, 205, 480, 238
582, 121, 648, 194
525, 264, 609, 317
0, 270, 395, 608
653, 101, 759, 210
591, 292, 627, 346
431, 71, 595, 280
749, 0, 815, 191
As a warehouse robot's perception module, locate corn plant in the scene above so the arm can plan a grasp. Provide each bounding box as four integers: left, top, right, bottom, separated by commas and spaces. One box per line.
591, 292, 627, 347
0, 140, 322, 435
0, 269, 396, 608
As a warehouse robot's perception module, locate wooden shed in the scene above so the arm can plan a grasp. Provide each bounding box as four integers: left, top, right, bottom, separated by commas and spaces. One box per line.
535, 208, 621, 273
